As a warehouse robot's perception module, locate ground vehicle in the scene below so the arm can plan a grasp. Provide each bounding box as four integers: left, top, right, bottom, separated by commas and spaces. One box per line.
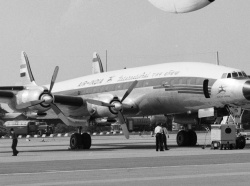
3, 120, 52, 136
0, 126, 7, 137
36, 122, 53, 136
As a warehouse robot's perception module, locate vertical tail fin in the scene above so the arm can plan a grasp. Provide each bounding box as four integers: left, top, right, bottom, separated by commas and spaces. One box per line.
92, 52, 104, 74
20, 51, 37, 86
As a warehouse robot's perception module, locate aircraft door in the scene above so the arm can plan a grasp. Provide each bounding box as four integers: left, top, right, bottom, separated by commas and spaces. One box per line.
203, 79, 210, 98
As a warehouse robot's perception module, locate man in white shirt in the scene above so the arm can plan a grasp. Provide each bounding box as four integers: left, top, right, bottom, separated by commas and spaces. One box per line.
162, 123, 169, 150
154, 123, 163, 151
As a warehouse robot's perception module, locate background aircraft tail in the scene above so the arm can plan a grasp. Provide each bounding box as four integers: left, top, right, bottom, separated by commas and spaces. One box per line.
92, 52, 104, 74
20, 51, 37, 86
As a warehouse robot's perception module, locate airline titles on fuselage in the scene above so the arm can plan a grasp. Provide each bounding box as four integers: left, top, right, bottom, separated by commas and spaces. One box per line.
77, 70, 180, 87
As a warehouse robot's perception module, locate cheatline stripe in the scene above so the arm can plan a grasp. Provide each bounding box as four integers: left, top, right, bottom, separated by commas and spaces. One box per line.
178, 91, 205, 94
165, 88, 211, 91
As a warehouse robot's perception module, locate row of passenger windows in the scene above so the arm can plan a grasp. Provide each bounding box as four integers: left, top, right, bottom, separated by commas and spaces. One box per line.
221, 71, 248, 79
76, 77, 207, 95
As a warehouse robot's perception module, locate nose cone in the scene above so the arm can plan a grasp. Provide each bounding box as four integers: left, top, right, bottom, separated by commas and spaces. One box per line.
243, 81, 250, 100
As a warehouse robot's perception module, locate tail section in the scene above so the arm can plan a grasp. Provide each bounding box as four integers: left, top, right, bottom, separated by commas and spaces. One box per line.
20, 51, 37, 86
92, 52, 104, 74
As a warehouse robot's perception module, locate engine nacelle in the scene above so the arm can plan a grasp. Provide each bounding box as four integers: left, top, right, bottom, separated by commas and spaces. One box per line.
14, 88, 51, 113
148, 0, 214, 13
87, 94, 118, 119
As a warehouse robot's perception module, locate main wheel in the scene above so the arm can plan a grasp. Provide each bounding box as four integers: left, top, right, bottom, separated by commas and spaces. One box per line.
70, 133, 82, 149
176, 130, 187, 146
236, 136, 246, 149
81, 133, 91, 149
187, 130, 197, 146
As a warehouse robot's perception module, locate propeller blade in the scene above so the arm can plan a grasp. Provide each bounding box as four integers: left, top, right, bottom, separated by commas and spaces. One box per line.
49, 66, 59, 93
87, 99, 114, 107
121, 80, 138, 103
16, 100, 44, 110
50, 103, 71, 126
117, 111, 129, 139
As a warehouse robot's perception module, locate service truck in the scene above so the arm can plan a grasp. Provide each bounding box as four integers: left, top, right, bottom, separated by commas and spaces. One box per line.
3, 120, 53, 136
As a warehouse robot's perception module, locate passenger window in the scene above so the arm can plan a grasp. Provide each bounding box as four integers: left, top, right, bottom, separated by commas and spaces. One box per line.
238, 72, 243, 77
232, 72, 238, 78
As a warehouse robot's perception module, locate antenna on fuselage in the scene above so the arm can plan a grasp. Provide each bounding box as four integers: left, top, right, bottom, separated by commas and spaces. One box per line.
216, 51, 219, 65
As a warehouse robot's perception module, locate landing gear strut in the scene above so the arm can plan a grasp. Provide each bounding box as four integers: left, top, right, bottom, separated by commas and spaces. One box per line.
176, 130, 197, 146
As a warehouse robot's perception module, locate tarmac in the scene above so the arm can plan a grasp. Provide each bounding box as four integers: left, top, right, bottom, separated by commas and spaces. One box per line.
1, 132, 250, 186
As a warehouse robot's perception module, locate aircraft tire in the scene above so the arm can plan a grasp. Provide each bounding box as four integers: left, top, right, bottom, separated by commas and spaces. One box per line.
38, 130, 43, 136
236, 136, 246, 149
81, 133, 91, 149
176, 130, 187, 146
187, 130, 197, 146
70, 133, 82, 149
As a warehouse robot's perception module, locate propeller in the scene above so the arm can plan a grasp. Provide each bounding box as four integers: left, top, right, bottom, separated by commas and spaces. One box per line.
87, 80, 138, 139
17, 66, 59, 109
16, 66, 73, 125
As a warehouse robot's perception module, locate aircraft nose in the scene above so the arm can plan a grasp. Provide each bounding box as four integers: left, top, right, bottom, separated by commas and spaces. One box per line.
243, 81, 250, 100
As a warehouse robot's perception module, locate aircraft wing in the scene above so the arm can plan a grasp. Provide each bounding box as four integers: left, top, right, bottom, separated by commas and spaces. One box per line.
54, 95, 86, 107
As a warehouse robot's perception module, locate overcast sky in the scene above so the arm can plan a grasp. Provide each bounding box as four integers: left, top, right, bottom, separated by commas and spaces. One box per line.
0, 0, 250, 86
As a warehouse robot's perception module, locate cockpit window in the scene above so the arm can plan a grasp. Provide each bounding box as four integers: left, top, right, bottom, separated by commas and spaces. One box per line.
223, 71, 249, 79
242, 71, 247, 77
221, 73, 227, 78
232, 72, 238, 78
238, 72, 243, 77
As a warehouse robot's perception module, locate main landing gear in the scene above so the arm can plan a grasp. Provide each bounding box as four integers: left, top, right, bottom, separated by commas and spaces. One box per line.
69, 127, 91, 150
176, 130, 197, 146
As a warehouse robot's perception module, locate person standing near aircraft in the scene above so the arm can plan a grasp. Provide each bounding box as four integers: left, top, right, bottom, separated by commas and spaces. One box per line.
154, 123, 163, 151
162, 123, 169, 150
10, 128, 19, 156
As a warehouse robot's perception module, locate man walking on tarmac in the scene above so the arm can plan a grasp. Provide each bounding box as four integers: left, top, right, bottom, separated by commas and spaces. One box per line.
154, 123, 163, 151
162, 123, 170, 150
10, 128, 19, 156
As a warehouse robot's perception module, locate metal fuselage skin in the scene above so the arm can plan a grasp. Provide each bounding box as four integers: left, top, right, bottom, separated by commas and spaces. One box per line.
6, 62, 250, 120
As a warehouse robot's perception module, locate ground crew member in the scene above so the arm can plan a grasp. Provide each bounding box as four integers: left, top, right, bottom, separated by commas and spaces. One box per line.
162, 124, 169, 150
10, 128, 19, 156
154, 123, 163, 151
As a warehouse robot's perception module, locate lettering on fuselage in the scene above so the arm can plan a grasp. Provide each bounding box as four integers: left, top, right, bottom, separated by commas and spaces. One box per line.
78, 78, 104, 87
118, 72, 151, 82
77, 70, 180, 87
